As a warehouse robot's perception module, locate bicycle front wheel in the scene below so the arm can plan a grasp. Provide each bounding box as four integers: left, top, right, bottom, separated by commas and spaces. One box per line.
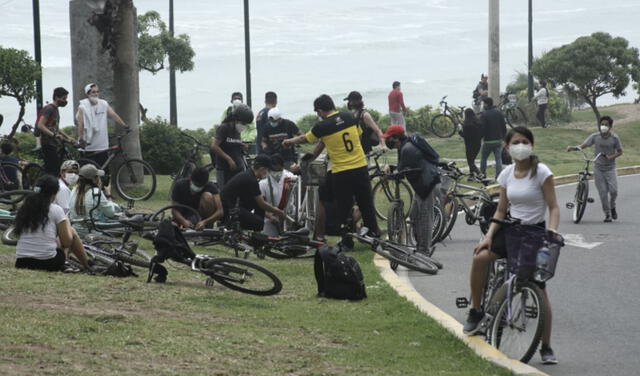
431, 203, 444, 245
203, 257, 282, 296
489, 281, 546, 363
438, 196, 458, 242
2, 225, 17, 246
430, 114, 457, 138
373, 243, 438, 274
573, 179, 588, 224
506, 108, 527, 128
114, 159, 157, 201
372, 178, 413, 220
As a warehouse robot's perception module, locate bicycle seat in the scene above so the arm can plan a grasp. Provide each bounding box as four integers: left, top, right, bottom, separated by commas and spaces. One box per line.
282, 228, 310, 237
118, 214, 145, 229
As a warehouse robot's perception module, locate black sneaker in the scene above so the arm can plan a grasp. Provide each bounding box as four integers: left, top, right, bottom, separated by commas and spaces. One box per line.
604, 215, 612, 223
463, 308, 485, 335
611, 208, 618, 220
540, 345, 558, 365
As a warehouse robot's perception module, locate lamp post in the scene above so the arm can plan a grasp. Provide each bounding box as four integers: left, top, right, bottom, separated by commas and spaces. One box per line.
488, 0, 500, 100
169, 0, 177, 125
32, 0, 43, 111
527, 0, 534, 100
243, 0, 252, 108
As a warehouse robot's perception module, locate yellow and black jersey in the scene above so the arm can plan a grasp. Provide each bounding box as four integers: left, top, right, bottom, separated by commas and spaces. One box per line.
306, 111, 367, 173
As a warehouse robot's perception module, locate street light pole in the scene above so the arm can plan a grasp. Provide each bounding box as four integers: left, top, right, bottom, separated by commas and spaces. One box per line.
488, 0, 500, 100
32, 0, 43, 111
243, 0, 252, 108
527, 0, 534, 100
169, 0, 177, 125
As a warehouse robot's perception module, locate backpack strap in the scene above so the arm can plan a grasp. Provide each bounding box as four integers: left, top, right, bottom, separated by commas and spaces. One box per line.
314, 248, 326, 296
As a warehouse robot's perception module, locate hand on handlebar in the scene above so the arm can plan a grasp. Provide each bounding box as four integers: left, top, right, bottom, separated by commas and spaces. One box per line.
566, 146, 579, 152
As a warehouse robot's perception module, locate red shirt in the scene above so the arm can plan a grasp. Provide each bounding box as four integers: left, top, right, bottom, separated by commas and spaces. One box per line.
388, 89, 406, 113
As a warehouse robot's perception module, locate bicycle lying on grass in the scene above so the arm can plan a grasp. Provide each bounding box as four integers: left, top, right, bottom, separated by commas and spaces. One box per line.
456, 217, 564, 363
565, 149, 601, 224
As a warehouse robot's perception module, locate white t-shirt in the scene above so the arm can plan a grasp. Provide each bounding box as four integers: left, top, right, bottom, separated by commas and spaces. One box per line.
259, 170, 297, 236
497, 163, 553, 225
77, 98, 110, 151
54, 178, 72, 213
533, 88, 548, 105
16, 203, 67, 260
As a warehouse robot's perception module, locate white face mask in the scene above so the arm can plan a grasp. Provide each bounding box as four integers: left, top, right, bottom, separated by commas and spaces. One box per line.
600, 125, 610, 134
232, 99, 242, 107
235, 123, 246, 133
270, 170, 283, 181
88, 96, 98, 105
65, 173, 79, 185
509, 143, 533, 161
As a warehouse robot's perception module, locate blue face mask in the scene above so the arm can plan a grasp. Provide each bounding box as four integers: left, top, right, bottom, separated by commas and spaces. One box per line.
190, 183, 204, 193
270, 121, 279, 127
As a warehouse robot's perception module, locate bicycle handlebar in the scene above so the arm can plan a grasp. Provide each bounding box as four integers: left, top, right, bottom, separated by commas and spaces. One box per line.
180, 131, 208, 148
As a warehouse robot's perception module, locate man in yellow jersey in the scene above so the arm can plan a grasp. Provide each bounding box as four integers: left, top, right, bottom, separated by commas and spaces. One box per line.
283, 95, 381, 242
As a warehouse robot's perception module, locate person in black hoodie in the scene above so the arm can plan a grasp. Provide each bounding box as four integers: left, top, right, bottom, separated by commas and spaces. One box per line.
460, 108, 483, 176
479, 97, 507, 178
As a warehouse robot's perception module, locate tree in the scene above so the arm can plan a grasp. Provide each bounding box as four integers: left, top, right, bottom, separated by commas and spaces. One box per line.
137, 11, 195, 122
0, 47, 41, 138
532, 32, 640, 123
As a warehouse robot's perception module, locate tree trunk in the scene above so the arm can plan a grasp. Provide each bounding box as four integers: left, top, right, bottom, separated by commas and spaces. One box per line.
7, 100, 25, 139
584, 95, 601, 124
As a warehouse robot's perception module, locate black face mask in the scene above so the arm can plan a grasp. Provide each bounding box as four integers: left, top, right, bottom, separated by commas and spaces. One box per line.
385, 138, 395, 149
58, 100, 68, 107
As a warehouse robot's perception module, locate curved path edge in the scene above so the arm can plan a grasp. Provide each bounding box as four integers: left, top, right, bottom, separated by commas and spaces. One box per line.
373, 165, 640, 376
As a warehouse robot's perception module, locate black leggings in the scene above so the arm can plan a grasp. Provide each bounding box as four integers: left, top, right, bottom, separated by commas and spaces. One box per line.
536, 103, 548, 126
332, 166, 378, 234
464, 140, 482, 175
15, 248, 66, 271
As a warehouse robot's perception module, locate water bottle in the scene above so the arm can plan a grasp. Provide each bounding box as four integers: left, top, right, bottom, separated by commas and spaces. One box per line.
535, 244, 551, 281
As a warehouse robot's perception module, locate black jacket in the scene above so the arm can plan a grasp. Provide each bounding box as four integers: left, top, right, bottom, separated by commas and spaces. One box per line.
479, 106, 507, 142
398, 139, 441, 199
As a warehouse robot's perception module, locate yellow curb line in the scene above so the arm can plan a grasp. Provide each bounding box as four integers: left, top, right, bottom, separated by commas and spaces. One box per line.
373, 255, 550, 376
374, 166, 640, 375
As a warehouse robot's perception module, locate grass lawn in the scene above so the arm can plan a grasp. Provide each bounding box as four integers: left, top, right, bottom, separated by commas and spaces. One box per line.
1, 104, 638, 375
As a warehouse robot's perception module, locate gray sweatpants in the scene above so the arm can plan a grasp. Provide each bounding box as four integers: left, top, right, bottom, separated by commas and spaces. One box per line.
409, 190, 434, 254
389, 112, 406, 129
594, 167, 618, 214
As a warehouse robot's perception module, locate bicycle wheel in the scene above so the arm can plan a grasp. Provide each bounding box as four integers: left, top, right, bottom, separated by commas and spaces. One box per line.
114, 159, 157, 201
430, 114, 457, 138
489, 281, 546, 363
283, 182, 301, 232
2, 225, 17, 246
202, 257, 282, 296
387, 202, 407, 270
431, 204, 444, 245
169, 161, 196, 199
506, 108, 527, 128
87, 241, 152, 268
21, 163, 43, 190
439, 196, 458, 241
573, 179, 588, 224
264, 244, 315, 260
372, 242, 438, 274
303, 186, 319, 232
372, 178, 413, 220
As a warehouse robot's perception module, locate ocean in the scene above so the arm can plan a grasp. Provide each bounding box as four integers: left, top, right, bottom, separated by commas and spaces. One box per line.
1, 0, 639, 131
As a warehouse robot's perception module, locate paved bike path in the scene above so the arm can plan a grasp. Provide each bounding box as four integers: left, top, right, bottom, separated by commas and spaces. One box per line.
405, 174, 640, 376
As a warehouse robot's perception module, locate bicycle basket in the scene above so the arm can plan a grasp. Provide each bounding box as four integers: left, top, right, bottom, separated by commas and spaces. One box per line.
533, 231, 564, 282
504, 225, 545, 280
300, 159, 327, 186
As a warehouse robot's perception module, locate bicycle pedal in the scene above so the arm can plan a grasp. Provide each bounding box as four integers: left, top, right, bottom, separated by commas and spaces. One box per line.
565, 202, 574, 209
587, 197, 595, 203
205, 277, 215, 287
456, 297, 469, 308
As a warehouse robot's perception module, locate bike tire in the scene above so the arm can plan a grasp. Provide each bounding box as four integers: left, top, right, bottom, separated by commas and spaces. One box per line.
303, 187, 319, 232
489, 281, 546, 363
372, 178, 413, 221
114, 159, 157, 201
439, 196, 459, 241
430, 114, 457, 138
2, 225, 17, 246
263, 244, 315, 260
431, 203, 444, 245
202, 257, 282, 296
573, 180, 588, 224
21, 163, 43, 190
387, 203, 407, 270
89, 244, 152, 268
283, 182, 301, 232
372, 242, 438, 274
505, 108, 527, 128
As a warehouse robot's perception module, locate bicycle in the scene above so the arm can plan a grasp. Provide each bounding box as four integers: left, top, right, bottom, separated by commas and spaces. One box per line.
565, 150, 601, 223
168, 131, 214, 198
498, 93, 527, 128
346, 227, 440, 275
282, 153, 325, 232
430, 96, 465, 138
457, 217, 564, 363
437, 161, 498, 241
368, 149, 413, 220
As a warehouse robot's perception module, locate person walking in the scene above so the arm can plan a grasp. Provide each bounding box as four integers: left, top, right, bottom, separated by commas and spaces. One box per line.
472, 74, 489, 113
388, 81, 407, 129
345, 91, 384, 154
460, 108, 483, 176
283, 94, 382, 244
210, 104, 254, 188
533, 80, 550, 128
255, 91, 277, 155
37, 87, 76, 176
382, 125, 440, 255
464, 126, 560, 364
479, 97, 507, 178
566, 116, 623, 222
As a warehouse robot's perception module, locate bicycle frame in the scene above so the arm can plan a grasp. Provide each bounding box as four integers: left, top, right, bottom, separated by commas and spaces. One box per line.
446, 177, 494, 225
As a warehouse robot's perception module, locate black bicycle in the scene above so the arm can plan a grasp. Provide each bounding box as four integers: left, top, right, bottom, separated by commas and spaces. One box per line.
168, 131, 214, 198
430, 96, 465, 138
565, 150, 601, 223
368, 149, 413, 220
498, 93, 527, 128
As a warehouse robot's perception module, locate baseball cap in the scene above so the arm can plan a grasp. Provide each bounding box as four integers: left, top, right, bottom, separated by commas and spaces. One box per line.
381, 124, 405, 139
79, 164, 105, 179
253, 154, 273, 170
84, 83, 96, 94
61, 160, 79, 171
268, 107, 282, 120
343, 91, 362, 102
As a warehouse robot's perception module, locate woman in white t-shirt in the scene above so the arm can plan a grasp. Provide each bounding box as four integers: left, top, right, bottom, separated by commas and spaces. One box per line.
15, 175, 90, 271
464, 126, 560, 364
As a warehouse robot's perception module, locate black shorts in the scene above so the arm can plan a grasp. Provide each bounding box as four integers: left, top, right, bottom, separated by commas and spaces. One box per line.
318, 171, 334, 202
15, 248, 66, 271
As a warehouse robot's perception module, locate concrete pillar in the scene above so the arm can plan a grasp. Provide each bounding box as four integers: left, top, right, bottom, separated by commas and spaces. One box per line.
488, 0, 500, 100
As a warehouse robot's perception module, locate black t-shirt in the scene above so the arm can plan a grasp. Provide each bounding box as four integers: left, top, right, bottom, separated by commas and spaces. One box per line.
40, 104, 60, 146
220, 170, 261, 210
214, 122, 244, 171
171, 178, 219, 215
255, 107, 270, 154
262, 119, 300, 162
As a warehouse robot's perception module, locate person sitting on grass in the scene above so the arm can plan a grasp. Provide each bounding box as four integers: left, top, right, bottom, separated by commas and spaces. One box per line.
258, 154, 297, 236
14, 174, 90, 272
54, 160, 79, 214
69, 164, 121, 234
171, 167, 223, 230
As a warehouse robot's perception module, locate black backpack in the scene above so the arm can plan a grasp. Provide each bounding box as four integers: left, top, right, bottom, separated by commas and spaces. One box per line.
314, 244, 366, 301
148, 219, 196, 283
408, 133, 440, 164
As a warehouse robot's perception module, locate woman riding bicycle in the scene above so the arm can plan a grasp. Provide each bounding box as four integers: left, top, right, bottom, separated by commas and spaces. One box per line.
463, 126, 561, 365
69, 164, 121, 234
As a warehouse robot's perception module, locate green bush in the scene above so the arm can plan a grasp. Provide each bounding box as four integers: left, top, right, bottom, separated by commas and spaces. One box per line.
139, 117, 210, 175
